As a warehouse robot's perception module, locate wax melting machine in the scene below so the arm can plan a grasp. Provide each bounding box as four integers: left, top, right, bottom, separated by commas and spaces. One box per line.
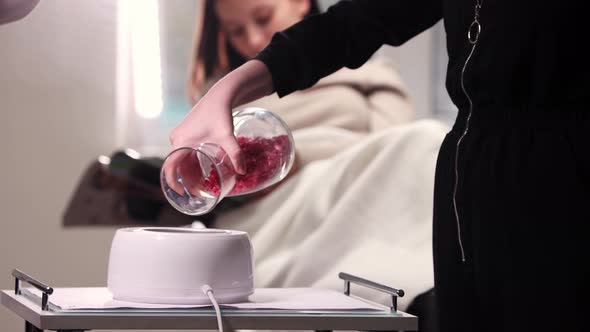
107, 227, 254, 304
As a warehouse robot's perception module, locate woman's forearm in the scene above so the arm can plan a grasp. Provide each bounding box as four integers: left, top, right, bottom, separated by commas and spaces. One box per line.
207, 60, 275, 110
169, 60, 275, 174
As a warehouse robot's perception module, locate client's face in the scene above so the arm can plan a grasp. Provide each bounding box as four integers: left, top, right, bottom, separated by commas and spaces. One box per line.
215, 0, 310, 59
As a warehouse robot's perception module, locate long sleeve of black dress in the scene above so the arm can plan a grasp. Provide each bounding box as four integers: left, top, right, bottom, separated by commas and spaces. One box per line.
255, 0, 442, 97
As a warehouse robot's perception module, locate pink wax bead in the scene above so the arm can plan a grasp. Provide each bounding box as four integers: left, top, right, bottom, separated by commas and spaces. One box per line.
202, 135, 291, 195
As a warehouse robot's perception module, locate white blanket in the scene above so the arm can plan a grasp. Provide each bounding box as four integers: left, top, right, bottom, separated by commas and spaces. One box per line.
216, 119, 449, 310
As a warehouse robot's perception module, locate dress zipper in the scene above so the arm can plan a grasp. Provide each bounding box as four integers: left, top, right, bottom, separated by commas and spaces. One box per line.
453, 0, 483, 263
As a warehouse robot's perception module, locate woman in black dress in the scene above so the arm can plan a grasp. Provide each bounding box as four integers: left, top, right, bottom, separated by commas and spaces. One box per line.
169, 1, 589, 331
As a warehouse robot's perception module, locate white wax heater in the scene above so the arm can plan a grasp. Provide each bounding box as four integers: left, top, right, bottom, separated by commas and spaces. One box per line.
107, 227, 254, 304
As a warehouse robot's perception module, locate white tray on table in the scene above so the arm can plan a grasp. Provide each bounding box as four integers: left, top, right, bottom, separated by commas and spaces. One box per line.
1, 269, 417, 332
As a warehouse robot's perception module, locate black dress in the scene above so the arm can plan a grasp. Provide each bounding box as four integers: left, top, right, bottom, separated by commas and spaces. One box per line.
255, 0, 590, 331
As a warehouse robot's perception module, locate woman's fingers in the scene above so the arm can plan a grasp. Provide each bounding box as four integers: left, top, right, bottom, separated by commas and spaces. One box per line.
220, 136, 246, 175
162, 149, 190, 195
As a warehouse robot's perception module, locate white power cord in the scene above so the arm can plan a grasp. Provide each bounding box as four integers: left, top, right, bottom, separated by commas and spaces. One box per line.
201, 285, 223, 332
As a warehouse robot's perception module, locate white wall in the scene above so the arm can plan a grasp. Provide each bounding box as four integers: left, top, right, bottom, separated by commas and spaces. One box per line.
0, 1, 438, 331
0, 1, 124, 331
